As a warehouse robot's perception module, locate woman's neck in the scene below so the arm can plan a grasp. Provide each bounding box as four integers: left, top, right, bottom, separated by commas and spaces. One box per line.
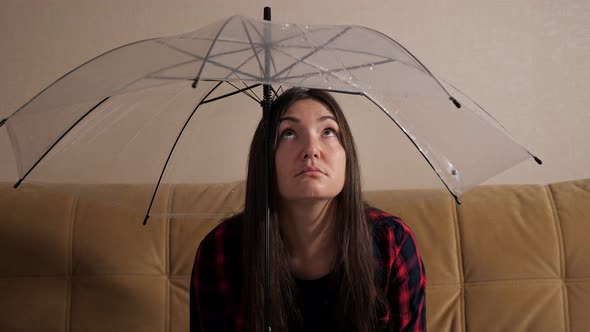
279, 199, 338, 280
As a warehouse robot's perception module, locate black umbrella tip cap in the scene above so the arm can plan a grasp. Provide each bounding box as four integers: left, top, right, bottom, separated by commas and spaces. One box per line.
533, 156, 543, 165
0, 118, 6, 127
13, 179, 22, 189
450, 97, 461, 108
143, 214, 150, 225
264, 7, 271, 21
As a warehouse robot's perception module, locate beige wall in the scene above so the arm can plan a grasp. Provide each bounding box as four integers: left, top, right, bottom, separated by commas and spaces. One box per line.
1, 0, 588, 190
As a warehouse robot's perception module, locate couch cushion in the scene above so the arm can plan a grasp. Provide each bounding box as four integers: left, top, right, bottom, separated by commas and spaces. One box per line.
1, 178, 588, 331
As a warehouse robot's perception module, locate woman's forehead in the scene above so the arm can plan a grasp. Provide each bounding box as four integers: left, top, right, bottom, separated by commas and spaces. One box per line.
283, 99, 334, 117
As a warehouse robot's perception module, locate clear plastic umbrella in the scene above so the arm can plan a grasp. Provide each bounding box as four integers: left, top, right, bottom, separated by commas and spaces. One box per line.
0, 9, 541, 330
1, 13, 540, 206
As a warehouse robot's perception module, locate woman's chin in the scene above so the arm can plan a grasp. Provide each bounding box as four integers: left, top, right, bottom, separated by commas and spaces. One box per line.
281, 189, 340, 203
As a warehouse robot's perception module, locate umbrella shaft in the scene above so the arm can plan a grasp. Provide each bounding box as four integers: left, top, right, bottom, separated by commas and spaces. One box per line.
262, 85, 272, 332
263, 7, 272, 332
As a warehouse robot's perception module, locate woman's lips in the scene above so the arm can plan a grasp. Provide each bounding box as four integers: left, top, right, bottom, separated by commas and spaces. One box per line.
297, 166, 325, 176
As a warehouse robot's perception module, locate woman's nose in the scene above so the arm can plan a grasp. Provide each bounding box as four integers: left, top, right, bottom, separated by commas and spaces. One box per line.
302, 135, 319, 160
304, 151, 318, 159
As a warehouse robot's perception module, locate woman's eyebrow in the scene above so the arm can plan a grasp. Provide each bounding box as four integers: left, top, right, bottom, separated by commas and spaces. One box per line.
279, 115, 337, 123
318, 115, 337, 122
279, 116, 299, 123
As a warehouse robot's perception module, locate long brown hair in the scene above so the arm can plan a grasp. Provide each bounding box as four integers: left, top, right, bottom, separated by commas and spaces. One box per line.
242, 87, 379, 331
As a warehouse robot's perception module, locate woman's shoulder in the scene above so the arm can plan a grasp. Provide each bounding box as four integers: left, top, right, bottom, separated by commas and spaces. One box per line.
198, 212, 244, 251
365, 205, 416, 248
366, 205, 407, 229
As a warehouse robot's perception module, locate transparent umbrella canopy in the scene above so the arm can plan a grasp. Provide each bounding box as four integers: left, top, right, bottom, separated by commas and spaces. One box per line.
1, 14, 540, 216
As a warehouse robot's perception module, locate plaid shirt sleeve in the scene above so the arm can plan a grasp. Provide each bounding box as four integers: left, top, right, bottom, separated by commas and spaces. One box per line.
370, 208, 427, 332
190, 216, 245, 332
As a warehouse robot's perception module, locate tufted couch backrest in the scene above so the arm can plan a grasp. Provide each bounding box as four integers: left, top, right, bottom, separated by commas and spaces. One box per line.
1, 178, 589, 332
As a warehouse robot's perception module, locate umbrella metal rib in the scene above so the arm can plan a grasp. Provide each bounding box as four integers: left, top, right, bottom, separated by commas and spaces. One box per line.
151, 41, 262, 83
141, 80, 224, 224
361, 92, 462, 204
4, 37, 161, 123
225, 81, 261, 103
12, 97, 110, 189
240, 19, 266, 78
190, 16, 235, 88
276, 57, 395, 82
243, 19, 282, 78
271, 26, 352, 81
269, 46, 365, 88
200, 83, 261, 104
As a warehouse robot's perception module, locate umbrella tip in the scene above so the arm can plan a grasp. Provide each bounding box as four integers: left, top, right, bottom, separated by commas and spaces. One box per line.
264, 7, 271, 21
533, 156, 543, 165
0, 118, 6, 127
143, 214, 150, 225
450, 97, 461, 109
13, 179, 22, 189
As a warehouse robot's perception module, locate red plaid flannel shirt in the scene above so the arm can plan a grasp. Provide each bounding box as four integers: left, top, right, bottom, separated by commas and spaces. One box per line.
190, 207, 426, 331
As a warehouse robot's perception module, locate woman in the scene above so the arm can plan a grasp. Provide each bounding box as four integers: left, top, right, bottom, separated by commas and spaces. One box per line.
190, 88, 426, 332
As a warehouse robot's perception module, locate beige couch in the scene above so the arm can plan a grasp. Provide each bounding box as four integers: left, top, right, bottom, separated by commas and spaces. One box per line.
1, 178, 589, 332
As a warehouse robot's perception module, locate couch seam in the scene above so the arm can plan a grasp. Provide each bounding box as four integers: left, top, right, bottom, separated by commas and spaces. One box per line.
545, 184, 570, 332
66, 192, 78, 332
565, 277, 590, 284
451, 197, 466, 332
0, 274, 168, 278
166, 185, 174, 332
7, 274, 589, 281
464, 278, 568, 287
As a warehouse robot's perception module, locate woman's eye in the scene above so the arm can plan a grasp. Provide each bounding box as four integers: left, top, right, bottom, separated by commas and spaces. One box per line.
281, 129, 295, 139
322, 128, 337, 136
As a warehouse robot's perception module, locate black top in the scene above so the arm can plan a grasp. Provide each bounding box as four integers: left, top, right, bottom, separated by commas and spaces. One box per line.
291, 272, 344, 332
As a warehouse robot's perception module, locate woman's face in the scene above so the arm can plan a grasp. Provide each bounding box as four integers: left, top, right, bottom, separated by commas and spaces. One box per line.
275, 99, 346, 203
